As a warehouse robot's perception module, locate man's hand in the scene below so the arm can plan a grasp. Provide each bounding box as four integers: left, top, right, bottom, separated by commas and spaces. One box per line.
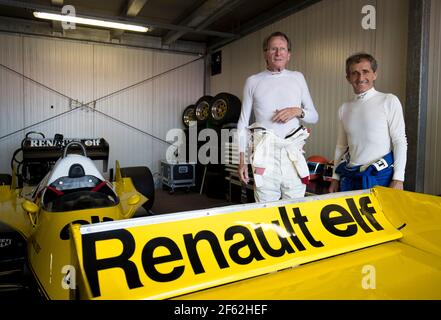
238, 152, 249, 184
389, 180, 404, 190
238, 163, 249, 184
272, 107, 303, 123
328, 179, 339, 193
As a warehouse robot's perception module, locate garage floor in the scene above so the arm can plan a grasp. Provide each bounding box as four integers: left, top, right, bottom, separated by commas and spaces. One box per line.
150, 188, 233, 215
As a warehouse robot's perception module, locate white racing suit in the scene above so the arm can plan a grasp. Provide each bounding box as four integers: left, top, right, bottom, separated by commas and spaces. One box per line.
248, 124, 310, 202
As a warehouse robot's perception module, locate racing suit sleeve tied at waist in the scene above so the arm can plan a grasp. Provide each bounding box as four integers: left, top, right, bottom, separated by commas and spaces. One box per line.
249, 125, 310, 186
335, 151, 394, 191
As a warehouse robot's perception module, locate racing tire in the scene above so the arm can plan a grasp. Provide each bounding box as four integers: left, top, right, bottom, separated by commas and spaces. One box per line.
120, 166, 155, 211
209, 92, 241, 126
0, 174, 12, 186
194, 95, 213, 126
182, 104, 197, 128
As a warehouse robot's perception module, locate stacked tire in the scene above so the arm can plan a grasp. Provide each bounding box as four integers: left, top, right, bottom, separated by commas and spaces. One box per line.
194, 95, 213, 126
182, 104, 197, 128
181, 92, 242, 198
209, 92, 241, 126
182, 92, 241, 129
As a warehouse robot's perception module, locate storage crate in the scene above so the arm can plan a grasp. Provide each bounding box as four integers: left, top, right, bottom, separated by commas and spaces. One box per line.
161, 160, 195, 193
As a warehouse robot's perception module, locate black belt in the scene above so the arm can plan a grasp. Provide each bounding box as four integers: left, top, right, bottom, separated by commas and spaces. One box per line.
285, 125, 304, 139
249, 125, 304, 139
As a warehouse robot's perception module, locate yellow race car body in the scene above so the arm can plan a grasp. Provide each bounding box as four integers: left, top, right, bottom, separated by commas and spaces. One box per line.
180, 187, 441, 300
69, 186, 441, 300
0, 152, 148, 300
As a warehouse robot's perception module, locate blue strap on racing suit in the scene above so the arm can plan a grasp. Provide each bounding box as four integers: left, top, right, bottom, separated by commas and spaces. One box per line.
335, 152, 394, 192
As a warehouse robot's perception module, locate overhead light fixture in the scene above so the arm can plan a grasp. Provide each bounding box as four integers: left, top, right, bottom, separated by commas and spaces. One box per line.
33, 12, 148, 33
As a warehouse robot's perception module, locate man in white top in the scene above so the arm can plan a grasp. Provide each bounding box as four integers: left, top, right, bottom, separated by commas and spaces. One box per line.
328, 53, 407, 193
237, 31, 318, 202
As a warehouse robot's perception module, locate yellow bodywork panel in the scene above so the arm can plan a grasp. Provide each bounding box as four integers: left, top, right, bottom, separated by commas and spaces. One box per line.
180, 240, 441, 300
0, 185, 33, 239
4, 181, 440, 300
180, 187, 441, 300
69, 186, 441, 300
0, 177, 146, 300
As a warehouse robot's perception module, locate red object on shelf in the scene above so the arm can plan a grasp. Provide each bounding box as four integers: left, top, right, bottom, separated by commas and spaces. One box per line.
307, 155, 328, 181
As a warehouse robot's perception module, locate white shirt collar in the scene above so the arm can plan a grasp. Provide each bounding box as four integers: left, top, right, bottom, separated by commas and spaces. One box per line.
266, 68, 285, 75
354, 87, 376, 101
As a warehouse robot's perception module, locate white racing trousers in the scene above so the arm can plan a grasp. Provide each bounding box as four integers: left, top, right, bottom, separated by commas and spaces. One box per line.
249, 125, 310, 203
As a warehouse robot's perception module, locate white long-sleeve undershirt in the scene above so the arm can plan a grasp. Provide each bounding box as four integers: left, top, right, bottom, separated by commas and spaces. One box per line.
237, 69, 318, 152
332, 88, 408, 181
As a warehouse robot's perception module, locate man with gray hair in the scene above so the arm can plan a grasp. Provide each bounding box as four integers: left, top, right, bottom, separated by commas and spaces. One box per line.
237, 31, 318, 202
329, 52, 407, 192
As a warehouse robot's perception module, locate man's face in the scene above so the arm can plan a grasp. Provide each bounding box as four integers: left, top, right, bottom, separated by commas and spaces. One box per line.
265, 36, 291, 72
346, 59, 377, 94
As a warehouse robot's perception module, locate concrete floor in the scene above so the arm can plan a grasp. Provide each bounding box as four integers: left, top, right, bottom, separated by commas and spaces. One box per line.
150, 188, 232, 215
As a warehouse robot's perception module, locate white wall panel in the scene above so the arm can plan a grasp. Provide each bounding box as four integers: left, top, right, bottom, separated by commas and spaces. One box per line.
210, 0, 408, 166
425, 0, 441, 195
93, 44, 155, 174
0, 33, 204, 179
22, 37, 95, 139
151, 52, 204, 174
375, 0, 408, 103
92, 47, 204, 176
0, 33, 24, 173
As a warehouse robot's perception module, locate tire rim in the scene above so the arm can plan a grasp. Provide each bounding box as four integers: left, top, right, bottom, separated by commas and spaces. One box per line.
211, 99, 228, 121
195, 101, 210, 121
183, 108, 196, 126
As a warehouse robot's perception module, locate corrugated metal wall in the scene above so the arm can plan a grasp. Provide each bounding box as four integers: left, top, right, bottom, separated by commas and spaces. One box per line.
0, 33, 204, 177
0, 33, 24, 176
426, 0, 441, 195
210, 0, 408, 169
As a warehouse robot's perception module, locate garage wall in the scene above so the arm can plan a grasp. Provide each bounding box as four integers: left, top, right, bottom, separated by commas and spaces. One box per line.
210, 0, 408, 167
425, 0, 441, 195
0, 33, 24, 179
0, 33, 204, 178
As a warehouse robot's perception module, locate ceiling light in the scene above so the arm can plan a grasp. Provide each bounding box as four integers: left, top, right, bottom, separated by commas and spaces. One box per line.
33, 12, 148, 33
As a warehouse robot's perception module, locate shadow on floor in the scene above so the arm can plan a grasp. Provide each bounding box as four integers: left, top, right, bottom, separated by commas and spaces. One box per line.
150, 188, 233, 215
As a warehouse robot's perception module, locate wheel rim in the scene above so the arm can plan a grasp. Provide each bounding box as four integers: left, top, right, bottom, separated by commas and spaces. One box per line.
211, 99, 228, 121
183, 108, 196, 126
195, 101, 210, 121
